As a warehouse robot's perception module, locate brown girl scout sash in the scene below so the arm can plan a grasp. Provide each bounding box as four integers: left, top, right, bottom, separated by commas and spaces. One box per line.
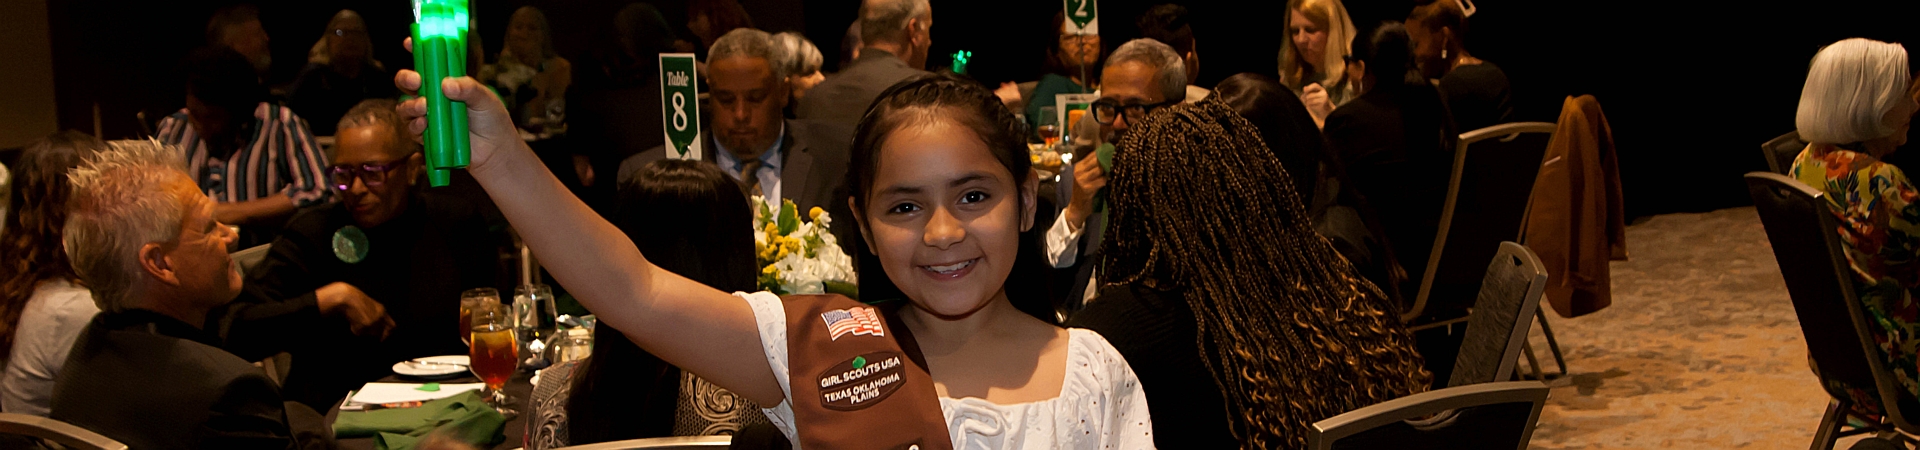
783, 294, 952, 450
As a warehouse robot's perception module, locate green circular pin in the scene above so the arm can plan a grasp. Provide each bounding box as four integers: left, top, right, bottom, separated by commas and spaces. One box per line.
333, 226, 370, 264
853, 356, 867, 370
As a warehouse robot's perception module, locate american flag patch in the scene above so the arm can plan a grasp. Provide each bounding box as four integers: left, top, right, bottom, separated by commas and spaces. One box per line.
820, 307, 885, 341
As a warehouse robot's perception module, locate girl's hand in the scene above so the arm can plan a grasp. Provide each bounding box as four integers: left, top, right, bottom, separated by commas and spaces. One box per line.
393, 38, 519, 174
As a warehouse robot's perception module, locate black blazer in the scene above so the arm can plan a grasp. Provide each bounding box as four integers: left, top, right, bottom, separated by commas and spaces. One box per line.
795, 49, 929, 155
620, 120, 846, 214
51, 309, 335, 450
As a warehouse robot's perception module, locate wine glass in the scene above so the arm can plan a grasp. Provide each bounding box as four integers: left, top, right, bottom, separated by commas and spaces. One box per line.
459, 288, 499, 346
469, 301, 518, 416
1037, 106, 1061, 149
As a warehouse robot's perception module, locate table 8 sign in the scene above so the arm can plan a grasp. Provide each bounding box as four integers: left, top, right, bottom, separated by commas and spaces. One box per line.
659, 53, 703, 160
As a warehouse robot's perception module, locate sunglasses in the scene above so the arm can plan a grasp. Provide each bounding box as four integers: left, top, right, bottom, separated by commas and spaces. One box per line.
328, 157, 410, 191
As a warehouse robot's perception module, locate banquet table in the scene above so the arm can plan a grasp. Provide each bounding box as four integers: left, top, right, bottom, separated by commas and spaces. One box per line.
328, 372, 536, 450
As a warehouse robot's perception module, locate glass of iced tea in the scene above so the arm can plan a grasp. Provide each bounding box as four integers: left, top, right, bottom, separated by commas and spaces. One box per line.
459, 288, 499, 346
468, 301, 518, 415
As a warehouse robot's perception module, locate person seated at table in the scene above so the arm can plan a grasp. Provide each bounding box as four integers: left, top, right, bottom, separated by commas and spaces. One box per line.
686, 0, 755, 58
1789, 38, 1920, 404
772, 32, 828, 106
1016, 11, 1103, 135
0, 131, 105, 417
619, 29, 853, 248
525, 159, 776, 449
1069, 97, 1429, 448
289, 10, 398, 137
1137, 4, 1209, 103
398, 54, 1153, 446
1048, 38, 1187, 304
225, 99, 506, 412
205, 4, 273, 80
797, 0, 933, 150
1322, 23, 1456, 301
1279, 0, 1359, 128
480, 6, 573, 137
1214, 73, 1401, 300
1407, 0, 1513, 132
51, 140, 338, 450
157, 46, 333, 248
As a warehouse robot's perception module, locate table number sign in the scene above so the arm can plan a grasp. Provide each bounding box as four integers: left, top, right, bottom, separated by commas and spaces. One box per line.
659, 53, 703, 160
1063, 0, 1098, 35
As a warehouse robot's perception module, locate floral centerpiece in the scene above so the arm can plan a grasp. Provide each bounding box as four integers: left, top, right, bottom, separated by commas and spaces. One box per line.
753, 196, 858, 297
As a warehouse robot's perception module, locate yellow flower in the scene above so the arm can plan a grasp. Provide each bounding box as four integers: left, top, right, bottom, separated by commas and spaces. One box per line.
809, 206, 825, 221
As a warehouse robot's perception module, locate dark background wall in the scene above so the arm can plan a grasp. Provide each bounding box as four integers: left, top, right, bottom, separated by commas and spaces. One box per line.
39, 0, 1920, 219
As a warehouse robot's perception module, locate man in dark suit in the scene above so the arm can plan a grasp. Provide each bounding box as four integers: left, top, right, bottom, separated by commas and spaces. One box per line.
53, 140, 338, 450
620, 29, 852, 227
795, 0, 932, 153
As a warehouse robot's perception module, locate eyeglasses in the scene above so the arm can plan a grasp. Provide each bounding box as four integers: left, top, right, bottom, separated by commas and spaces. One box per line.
328, 157, 409, 190
1091, 99, 1177, 125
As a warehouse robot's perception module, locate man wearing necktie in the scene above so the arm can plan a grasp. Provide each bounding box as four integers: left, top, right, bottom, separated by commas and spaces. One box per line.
620, 29, 853, 249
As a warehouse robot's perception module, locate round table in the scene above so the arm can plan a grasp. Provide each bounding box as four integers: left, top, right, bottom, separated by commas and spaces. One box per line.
328, 372, 536, 450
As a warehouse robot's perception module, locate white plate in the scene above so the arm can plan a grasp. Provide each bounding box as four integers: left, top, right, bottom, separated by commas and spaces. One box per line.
392, 355, 471, 378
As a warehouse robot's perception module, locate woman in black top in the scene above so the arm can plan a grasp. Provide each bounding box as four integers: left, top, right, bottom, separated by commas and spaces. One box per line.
1068, 98, 1429, 448
1323, 22, 1457, 301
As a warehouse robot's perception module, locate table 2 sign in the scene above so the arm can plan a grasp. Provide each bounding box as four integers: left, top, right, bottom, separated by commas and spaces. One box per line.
659, 53, 703, 160
1063, 0, 1097, 35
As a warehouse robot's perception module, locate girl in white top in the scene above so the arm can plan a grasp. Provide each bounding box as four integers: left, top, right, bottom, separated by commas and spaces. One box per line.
0, 131, 106, 416
396, 47, 1153, 448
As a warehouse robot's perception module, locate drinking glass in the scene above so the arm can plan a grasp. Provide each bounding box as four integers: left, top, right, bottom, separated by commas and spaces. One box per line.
514, 284, 558, 368
469, 301, 518, 416
459, 288, 499, 346
1037, 106, 1061, 149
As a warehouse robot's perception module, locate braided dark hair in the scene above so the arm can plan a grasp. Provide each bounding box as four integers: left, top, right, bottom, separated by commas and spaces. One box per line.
1102, 98, 1430, 448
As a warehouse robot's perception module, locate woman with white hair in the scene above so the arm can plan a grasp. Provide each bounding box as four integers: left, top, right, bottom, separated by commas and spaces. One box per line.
771, 32, 826, 104
1791, 38, 1920, 403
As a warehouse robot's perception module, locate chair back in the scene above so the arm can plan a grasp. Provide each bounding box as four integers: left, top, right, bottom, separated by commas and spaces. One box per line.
1745, 172, 1920, 429
549, 436, 733, 450
0, 413, 128, 450
1308, 381, 1549, 450
1448, 242, 1549, 387
1408, 122, 1557, 320
1762, 131, 1807, 175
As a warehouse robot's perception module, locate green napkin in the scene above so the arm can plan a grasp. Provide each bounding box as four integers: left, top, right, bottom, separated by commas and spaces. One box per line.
1092, 142, 1115, 215
334, 390, 505, 450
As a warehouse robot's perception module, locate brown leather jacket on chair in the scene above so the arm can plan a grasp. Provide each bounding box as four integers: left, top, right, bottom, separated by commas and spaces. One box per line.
1525, 95, 1629, 318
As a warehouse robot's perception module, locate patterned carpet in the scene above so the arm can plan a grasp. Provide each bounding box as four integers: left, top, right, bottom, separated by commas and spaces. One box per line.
1525, 207, 1860, 449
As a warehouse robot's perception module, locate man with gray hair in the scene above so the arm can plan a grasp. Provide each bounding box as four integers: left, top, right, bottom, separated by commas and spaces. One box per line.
622, 29, 850, 229
1049, 38, 1187, 304
796, 0, 932, 151
51, 140, 338, 449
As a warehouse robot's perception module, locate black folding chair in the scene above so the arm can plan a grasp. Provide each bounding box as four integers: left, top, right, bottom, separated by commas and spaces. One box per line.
1308, 381, 1549, 450
1448, 242, 1549, 387
1762, 131, 1808, 175
1407, 122, 1557, 324
1745, 172, 1920, 449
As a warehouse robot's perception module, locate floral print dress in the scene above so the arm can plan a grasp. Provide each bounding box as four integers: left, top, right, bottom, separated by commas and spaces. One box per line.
1793, 144, 1920, 413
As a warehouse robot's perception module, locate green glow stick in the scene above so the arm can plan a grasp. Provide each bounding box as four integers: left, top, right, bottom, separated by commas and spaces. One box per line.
413, 0, 471, 187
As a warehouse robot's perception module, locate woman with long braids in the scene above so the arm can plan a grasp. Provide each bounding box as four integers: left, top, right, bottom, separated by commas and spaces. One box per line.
1068, 98, 1429, 448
